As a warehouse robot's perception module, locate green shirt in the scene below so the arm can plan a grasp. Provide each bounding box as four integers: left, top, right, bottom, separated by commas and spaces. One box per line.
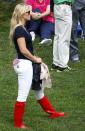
54, 0, 74, 4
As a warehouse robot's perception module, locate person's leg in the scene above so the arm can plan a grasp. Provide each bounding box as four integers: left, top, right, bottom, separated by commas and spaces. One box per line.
26, 19, 41, 41
13, 59, 33, 128
53, 4, 72, 68
40, 21, 54, 39
39, 21, 54, 44
34, 89, 64, 118
14, 102, 27, 128
53, 6, 59, 66
79, 8, 85, 39
26, 8, 42, 41
70, 8, 80, 62
27, 19, 41, 32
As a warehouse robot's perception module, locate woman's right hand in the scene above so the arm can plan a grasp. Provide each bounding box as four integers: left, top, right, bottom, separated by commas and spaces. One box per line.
34, 56, 42, 63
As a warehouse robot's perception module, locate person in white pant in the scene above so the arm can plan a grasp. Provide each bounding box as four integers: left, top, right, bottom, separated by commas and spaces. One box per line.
52, 1, 73, 71
9, 3, 64, 129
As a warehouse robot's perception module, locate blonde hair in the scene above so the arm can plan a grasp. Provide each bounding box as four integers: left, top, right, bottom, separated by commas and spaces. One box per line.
9, 3, 30, 42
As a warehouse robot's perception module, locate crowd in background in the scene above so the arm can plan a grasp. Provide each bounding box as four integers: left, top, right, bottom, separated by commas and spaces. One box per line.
4, 0, 85, 67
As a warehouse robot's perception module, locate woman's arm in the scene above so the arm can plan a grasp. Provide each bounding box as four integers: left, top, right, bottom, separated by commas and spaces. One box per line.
31, 5, 50, 19
17, 37, 42, 63
39, 5, 50, 18
31, 5, 50, 20
30, 4, 50, 20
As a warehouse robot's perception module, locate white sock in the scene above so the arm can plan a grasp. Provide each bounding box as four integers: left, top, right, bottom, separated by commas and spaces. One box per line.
34, 89, 44, 100
30, 31, 35, 41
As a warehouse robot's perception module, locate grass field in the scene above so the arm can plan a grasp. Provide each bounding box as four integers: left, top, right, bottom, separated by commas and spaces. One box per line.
0, 1, 85, 131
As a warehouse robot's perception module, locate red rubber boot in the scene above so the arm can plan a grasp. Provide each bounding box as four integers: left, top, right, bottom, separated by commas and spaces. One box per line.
38, 96, 64, 118
14, 101, 29, 128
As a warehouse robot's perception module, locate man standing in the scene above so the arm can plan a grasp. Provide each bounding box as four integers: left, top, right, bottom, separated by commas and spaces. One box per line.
52, 0, 74, 72
70, 0, 85, 62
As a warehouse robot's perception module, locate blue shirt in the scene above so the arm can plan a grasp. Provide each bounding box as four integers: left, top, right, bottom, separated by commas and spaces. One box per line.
13, 26, 33, 60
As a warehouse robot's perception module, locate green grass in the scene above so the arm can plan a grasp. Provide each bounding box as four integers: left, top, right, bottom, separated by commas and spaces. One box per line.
0, 1, 85, 131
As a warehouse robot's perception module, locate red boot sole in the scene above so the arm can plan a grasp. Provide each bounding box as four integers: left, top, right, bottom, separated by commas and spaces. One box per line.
48, 112, 65, 118
14, 124, 29, 129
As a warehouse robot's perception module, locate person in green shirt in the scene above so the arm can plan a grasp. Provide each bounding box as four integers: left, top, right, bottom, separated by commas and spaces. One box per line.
54, 0, 73, 5
52, 0, 74, 72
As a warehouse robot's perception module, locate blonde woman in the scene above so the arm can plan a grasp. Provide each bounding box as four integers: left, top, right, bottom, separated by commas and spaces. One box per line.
9, 3, 64, 129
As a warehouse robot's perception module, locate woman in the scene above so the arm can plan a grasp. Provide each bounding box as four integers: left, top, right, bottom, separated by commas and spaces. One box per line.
9, 3, 64, 129
24, 0, 54, 44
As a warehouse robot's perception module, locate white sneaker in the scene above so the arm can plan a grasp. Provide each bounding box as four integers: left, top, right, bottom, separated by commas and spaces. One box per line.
67, 66, 72, 70
30, 31, 35, 41
39, 38, 52, 45
72, 58, 80, 62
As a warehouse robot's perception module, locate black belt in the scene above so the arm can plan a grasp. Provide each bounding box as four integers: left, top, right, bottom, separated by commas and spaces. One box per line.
58, 2, 71, 6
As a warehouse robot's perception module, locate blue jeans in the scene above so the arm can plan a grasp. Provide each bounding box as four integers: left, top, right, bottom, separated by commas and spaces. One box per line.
27, 20, 54, 40
70, 7, 85, 61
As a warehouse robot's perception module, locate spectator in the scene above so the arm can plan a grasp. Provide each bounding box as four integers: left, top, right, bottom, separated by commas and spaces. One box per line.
24, 0, 55, 45
52, 0, 74, 72
70, 0, 85, 62
9, 3, 64, 129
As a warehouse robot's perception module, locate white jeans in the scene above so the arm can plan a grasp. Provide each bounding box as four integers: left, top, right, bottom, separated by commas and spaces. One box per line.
13, 59, 44, 102
53, 4, 72, 68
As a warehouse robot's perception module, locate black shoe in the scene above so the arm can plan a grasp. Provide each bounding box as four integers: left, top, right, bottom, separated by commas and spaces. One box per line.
51, 64, 66, 72
57, 66, 67, 72
51, 64, 59, 70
